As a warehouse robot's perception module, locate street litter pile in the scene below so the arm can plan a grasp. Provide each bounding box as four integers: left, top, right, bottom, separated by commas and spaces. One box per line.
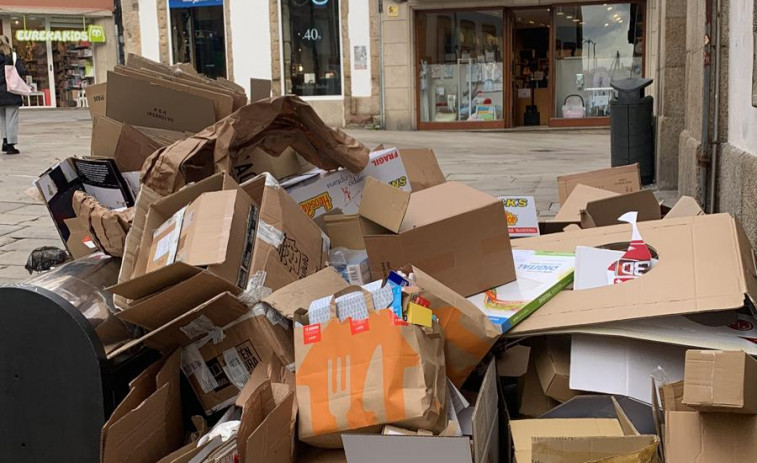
24, 56, 757, 463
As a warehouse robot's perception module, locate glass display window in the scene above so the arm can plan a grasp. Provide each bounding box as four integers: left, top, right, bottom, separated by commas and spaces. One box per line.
169, 0, 227, 79
281, 0, 343, 97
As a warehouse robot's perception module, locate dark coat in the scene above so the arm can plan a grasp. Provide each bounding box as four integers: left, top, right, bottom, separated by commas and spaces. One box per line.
0, 54, 26, 107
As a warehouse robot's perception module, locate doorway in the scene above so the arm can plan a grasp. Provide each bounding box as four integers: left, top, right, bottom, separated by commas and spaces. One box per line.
509, 8, 551, 127
170, 2, 227, 79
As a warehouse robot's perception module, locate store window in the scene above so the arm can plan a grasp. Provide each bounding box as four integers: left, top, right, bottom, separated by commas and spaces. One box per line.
554, 3, 644, 119
416, 10, 504, 124
281, 0, 342, 96
12, 15, 98, 108
169, 0, 227, 79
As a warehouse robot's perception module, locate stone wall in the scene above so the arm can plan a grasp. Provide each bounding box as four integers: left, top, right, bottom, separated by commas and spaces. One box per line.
120, 0, 141, 57
652, 0, 687, 190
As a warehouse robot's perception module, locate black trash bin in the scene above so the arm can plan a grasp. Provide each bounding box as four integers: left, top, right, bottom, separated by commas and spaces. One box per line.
610, 78, 654, 185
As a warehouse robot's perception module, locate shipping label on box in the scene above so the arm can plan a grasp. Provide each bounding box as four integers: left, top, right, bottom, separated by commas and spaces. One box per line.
499, 196, 539, 238
285, 148, 411, 220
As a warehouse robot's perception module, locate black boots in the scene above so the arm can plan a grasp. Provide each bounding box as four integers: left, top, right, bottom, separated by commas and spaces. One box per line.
3, 138, 18, 155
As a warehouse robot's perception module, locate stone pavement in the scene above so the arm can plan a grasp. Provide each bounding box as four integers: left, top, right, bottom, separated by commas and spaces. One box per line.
0, 109, 619, 282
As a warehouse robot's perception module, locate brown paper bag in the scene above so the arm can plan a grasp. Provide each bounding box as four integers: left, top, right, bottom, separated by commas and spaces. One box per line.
295, 287, 448, 447
141, 95, 369, 195
412, 267, 501, 387
73, 190, 133, 257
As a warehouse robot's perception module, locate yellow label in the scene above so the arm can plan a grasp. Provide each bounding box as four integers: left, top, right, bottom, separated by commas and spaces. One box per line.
299, 192, 333, 218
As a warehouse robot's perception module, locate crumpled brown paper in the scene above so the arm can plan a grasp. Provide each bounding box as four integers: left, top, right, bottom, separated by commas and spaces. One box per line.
73, 191, 134, 258
141, 95, 369, 196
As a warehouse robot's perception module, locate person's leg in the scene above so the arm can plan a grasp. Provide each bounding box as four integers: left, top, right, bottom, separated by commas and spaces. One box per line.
0, 107, 7, 150
5, 106, 19, 154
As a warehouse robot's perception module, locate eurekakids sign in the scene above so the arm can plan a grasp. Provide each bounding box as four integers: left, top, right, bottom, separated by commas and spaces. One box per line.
15, 25, 105, 43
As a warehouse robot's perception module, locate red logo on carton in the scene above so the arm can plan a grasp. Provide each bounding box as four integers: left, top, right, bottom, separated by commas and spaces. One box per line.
303, 324, 322, 344
350, 318, 370, 335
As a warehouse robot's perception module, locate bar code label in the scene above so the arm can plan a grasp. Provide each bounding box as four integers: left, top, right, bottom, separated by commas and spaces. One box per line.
347, 265, 362, 285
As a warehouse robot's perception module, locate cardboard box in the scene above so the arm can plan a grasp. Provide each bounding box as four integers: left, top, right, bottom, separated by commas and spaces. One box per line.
682, 349, 757, 413
570, 334, 686, 404
342, 360, 499, 463
145, 188, 255, 286
284, 148, 412, 222
660, 381, 694, 412
508, 214, 757, 335
665, 411, 757, 463
519, 355, 560, 418
497, 344, 531, 378
250, 78, 272, 102
398, 148, 446, 192
533, 336, 579, 403
262, 267, 349, 319
551, 184, 619, 223
235, 146, 309, 184
106, 71, 216, 133
580, 190, 662, 228
664, 196, 704, 219
511, 397, 655, 463
359, 177, 515, 297
324, 214, 368, 250
35, 157, 134, 253
101, 351, 183, 463
91, 115, 123, 158
86, 82, 107, 118
557, 164, 641, 204
111, 172, 328, 301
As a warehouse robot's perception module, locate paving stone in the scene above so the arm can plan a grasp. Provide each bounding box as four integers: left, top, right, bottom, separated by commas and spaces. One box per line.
0, 238, 64, 253
0, 265, 32, 281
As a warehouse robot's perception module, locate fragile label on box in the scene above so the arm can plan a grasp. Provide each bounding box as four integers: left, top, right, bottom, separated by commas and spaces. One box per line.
284, 148, 411, 220
499, 196, 539, 237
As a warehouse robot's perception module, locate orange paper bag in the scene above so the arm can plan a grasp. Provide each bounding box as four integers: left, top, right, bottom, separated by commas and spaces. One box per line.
294, 287, 447, 447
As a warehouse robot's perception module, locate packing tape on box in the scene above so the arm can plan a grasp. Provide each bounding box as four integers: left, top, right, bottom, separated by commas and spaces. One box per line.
222, 348, 251, 390
180, 315, 226, 343
257, 220, 285, 248
181, 343, 219, 394
263, 172, 281, 189
253, 302, 289, 329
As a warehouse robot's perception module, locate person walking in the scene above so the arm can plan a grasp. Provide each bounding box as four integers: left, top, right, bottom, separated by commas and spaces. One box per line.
0, 36, 25, 155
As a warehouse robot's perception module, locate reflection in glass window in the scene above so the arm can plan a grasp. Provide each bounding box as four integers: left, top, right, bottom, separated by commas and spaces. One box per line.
170, 4, 227, 79
554, 3, 644, 118
281, 0, 342, 96
416, 10, 504, 123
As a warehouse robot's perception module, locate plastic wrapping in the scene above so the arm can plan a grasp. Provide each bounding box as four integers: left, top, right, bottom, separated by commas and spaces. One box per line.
25, 253, 139, 352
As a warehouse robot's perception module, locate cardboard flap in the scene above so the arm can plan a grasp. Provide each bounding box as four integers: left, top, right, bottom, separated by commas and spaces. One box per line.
557, 164, 641, 203
241, 390, 295, 463
664, 196, 704, 220
262, 267, 348, 319
510, 214, 757, 335
86, 82, 107, 117
400, 181, 501, 232
109, 262, 201, 300
511, 418, 625, 463
141, 292, 249, 352
472, 361, 499, 463
359, 176, 410, 233
531, 435, 658, 463
583, 190, 662, 228
553, 184, 620, 223
116, 271, 241, 330
324, 214, 367, 250
342, 435, 473, 463
399, 149, 446, 191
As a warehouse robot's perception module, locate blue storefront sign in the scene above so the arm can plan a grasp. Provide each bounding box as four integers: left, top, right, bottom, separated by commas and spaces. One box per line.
169, 0, 223, 8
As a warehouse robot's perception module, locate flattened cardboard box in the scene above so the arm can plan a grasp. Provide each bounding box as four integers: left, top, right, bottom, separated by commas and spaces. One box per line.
106, 71, 216, 133
508, 214, 757, 335
342, 360, 499, 463
359, 178, 515, 298
682, 349, 757, 413
533, 335, 579, 403
101, 350, 183, 463
580, 190, 662, 228
557, 164, 641, 204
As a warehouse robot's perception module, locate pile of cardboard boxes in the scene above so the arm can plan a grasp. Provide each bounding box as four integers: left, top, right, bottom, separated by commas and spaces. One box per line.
29, 61, 757, 463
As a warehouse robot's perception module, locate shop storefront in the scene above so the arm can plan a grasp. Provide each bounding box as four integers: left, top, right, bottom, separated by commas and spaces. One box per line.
169, 0, 227, 79
1, 0, 115, 108
414, 1, 645, 130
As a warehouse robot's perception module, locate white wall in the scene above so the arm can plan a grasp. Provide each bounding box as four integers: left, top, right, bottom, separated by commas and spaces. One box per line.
728, 0, 757, 154
348, 0, 372, 97
139, 0, 161, 60
230, 0, 272, 98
